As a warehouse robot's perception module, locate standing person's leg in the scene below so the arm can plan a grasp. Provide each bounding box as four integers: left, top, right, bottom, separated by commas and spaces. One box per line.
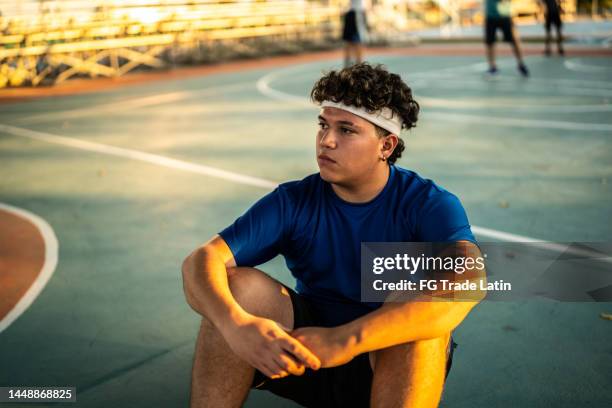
484, 18, 498, 73
555, 18, 564, 55
354, 10, 367, 64
369, 334, 452, 407
544, 14, 553, 55
506, 19, 529, 76
344, 42, 352, 68
486, 44, 496, 71
342, 10, 358, 68
190, 267, 295, 408
509, 27, 525, 64
355, 43, 363, 64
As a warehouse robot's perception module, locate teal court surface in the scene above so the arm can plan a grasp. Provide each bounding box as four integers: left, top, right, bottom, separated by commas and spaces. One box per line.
1, 45, 611, 407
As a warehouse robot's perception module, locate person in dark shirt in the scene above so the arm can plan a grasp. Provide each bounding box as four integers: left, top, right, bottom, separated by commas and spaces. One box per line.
182, 63, 486, 407
541, 0, 564, 55
342, 0, 369, 67
484, 0, 529, 76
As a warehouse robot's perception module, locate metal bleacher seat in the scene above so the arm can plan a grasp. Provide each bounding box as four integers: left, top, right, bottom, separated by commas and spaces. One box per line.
0, 0, 342, 87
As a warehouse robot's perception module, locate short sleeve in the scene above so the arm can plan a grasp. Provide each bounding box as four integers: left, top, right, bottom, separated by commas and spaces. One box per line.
219, 188, 292, 267
417, 192, 476, 243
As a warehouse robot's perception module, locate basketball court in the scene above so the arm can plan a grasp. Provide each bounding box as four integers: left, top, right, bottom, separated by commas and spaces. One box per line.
1, 41, 611, 406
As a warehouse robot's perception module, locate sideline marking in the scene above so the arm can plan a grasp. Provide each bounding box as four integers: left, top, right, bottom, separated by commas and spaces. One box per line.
471, 226, 612, 265
416, 96, 612, 113
18, 81, 254, 124
412, 77, 612, 99
425, 111, 612, 131
0, 123, 277, 189
0, 203, 59, 333
564, 58, 611, 73
1, 123, 608, 258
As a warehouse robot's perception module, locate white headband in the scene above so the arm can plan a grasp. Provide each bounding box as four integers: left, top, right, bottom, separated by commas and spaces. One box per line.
320, 100, 403, 135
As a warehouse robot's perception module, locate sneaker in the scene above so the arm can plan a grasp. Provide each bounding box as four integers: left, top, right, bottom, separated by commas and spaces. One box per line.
486, 66, 498, 75
518, 64, 529, 77
558, 48, 565, 56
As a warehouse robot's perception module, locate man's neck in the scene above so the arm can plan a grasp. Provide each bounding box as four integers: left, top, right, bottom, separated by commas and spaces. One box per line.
331, 165, 390, 204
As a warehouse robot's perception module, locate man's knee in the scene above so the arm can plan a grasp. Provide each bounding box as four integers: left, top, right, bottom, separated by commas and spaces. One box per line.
226, 267, 293, 327
370, 334, 451, 371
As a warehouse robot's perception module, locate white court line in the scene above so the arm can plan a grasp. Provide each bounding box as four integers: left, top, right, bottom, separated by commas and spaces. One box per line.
19, 81, 254, 124
411, 78, 612, 99
0, 202, 59, 333
482, 75, 612, 90
256, 59, 502, 95
1, 123, 608, 260
256, 69, 612, 132
425, 111, 612, 131
415, 95, 612, 113
0, 123, 277, 189
564, 58, 611, 74
471, 226, 612, 265
255, 60, 513, 107
21, 92, 190, 124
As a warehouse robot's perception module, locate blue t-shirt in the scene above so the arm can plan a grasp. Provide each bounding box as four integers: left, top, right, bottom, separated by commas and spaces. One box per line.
220, 165, 475, 308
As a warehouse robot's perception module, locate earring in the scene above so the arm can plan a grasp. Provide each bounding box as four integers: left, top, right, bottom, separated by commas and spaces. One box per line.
381, 155, 386, 162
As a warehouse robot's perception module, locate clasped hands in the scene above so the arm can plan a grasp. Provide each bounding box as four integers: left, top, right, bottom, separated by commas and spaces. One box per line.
221, 313, 357, 380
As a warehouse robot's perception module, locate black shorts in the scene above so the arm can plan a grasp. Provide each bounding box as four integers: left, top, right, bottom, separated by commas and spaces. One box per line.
545, 12, 562, 31
485, 17, 514, 44
342, 10, 366, 43
251, 287, 457, 408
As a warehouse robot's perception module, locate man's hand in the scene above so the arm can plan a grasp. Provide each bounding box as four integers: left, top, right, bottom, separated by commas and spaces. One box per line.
291, 326, 357, 368
221, 314, 321, 379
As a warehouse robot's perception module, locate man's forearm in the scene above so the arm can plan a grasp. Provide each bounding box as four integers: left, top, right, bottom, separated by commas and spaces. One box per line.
182, 246, 245, 330
341, 296, 480, 356
341, 241, 487, 354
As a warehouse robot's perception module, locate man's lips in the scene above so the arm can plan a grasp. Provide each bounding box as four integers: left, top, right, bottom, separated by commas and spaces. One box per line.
317, 154, 336, 164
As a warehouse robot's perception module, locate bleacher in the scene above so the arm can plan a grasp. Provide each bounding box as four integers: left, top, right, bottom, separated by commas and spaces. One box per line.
0, 0, 343, 88
0, 0, 580, 88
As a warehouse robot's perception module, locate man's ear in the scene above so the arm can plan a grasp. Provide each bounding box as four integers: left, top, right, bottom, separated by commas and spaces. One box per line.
382, 134, 398, 156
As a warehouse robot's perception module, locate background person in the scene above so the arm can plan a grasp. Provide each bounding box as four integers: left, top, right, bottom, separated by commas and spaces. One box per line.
484, 0, 529, 76
541, 0, 565, 56
342, 0, 369, 67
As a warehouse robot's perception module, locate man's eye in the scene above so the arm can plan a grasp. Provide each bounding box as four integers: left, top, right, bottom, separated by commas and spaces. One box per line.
341, 127, 354, 134
318, 123, 328, 129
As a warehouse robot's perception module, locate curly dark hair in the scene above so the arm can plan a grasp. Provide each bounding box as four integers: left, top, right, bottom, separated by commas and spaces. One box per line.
310, 62, 419, 165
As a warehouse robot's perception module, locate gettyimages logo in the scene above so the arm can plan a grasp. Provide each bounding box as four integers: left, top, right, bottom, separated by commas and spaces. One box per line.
371, 253, 486, 275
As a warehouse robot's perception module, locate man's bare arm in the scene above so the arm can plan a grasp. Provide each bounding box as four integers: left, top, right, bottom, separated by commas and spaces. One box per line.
293, 241, 487, 367
182, 235, 239, 328
181, 235, 320, 377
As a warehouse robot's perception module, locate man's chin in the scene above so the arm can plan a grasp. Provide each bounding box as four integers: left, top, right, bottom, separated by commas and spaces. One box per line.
318, 168, 340, 183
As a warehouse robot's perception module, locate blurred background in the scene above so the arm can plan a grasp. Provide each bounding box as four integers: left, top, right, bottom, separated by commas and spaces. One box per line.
0, 0, 609, 88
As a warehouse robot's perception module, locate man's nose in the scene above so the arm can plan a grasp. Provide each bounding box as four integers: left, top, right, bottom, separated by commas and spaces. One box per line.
319, 129, 337, 148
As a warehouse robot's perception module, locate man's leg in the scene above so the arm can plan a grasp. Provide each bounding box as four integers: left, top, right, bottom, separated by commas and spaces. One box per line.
510, 27, 525, 65
486, 44, 496, 71
344, 43, 351, 68
190, 267, 294, 408
369, 334, 451, 408
355, 43, 363, 64
544, 25, 552, 55
509, 25, 529, 76
556, 22, 564, 55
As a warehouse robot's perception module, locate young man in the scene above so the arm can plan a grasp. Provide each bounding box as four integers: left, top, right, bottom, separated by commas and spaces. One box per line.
484, 0, 529, 76
541, 0, 564, 56
342, 0, 368, 67
182, 63, 486, 407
